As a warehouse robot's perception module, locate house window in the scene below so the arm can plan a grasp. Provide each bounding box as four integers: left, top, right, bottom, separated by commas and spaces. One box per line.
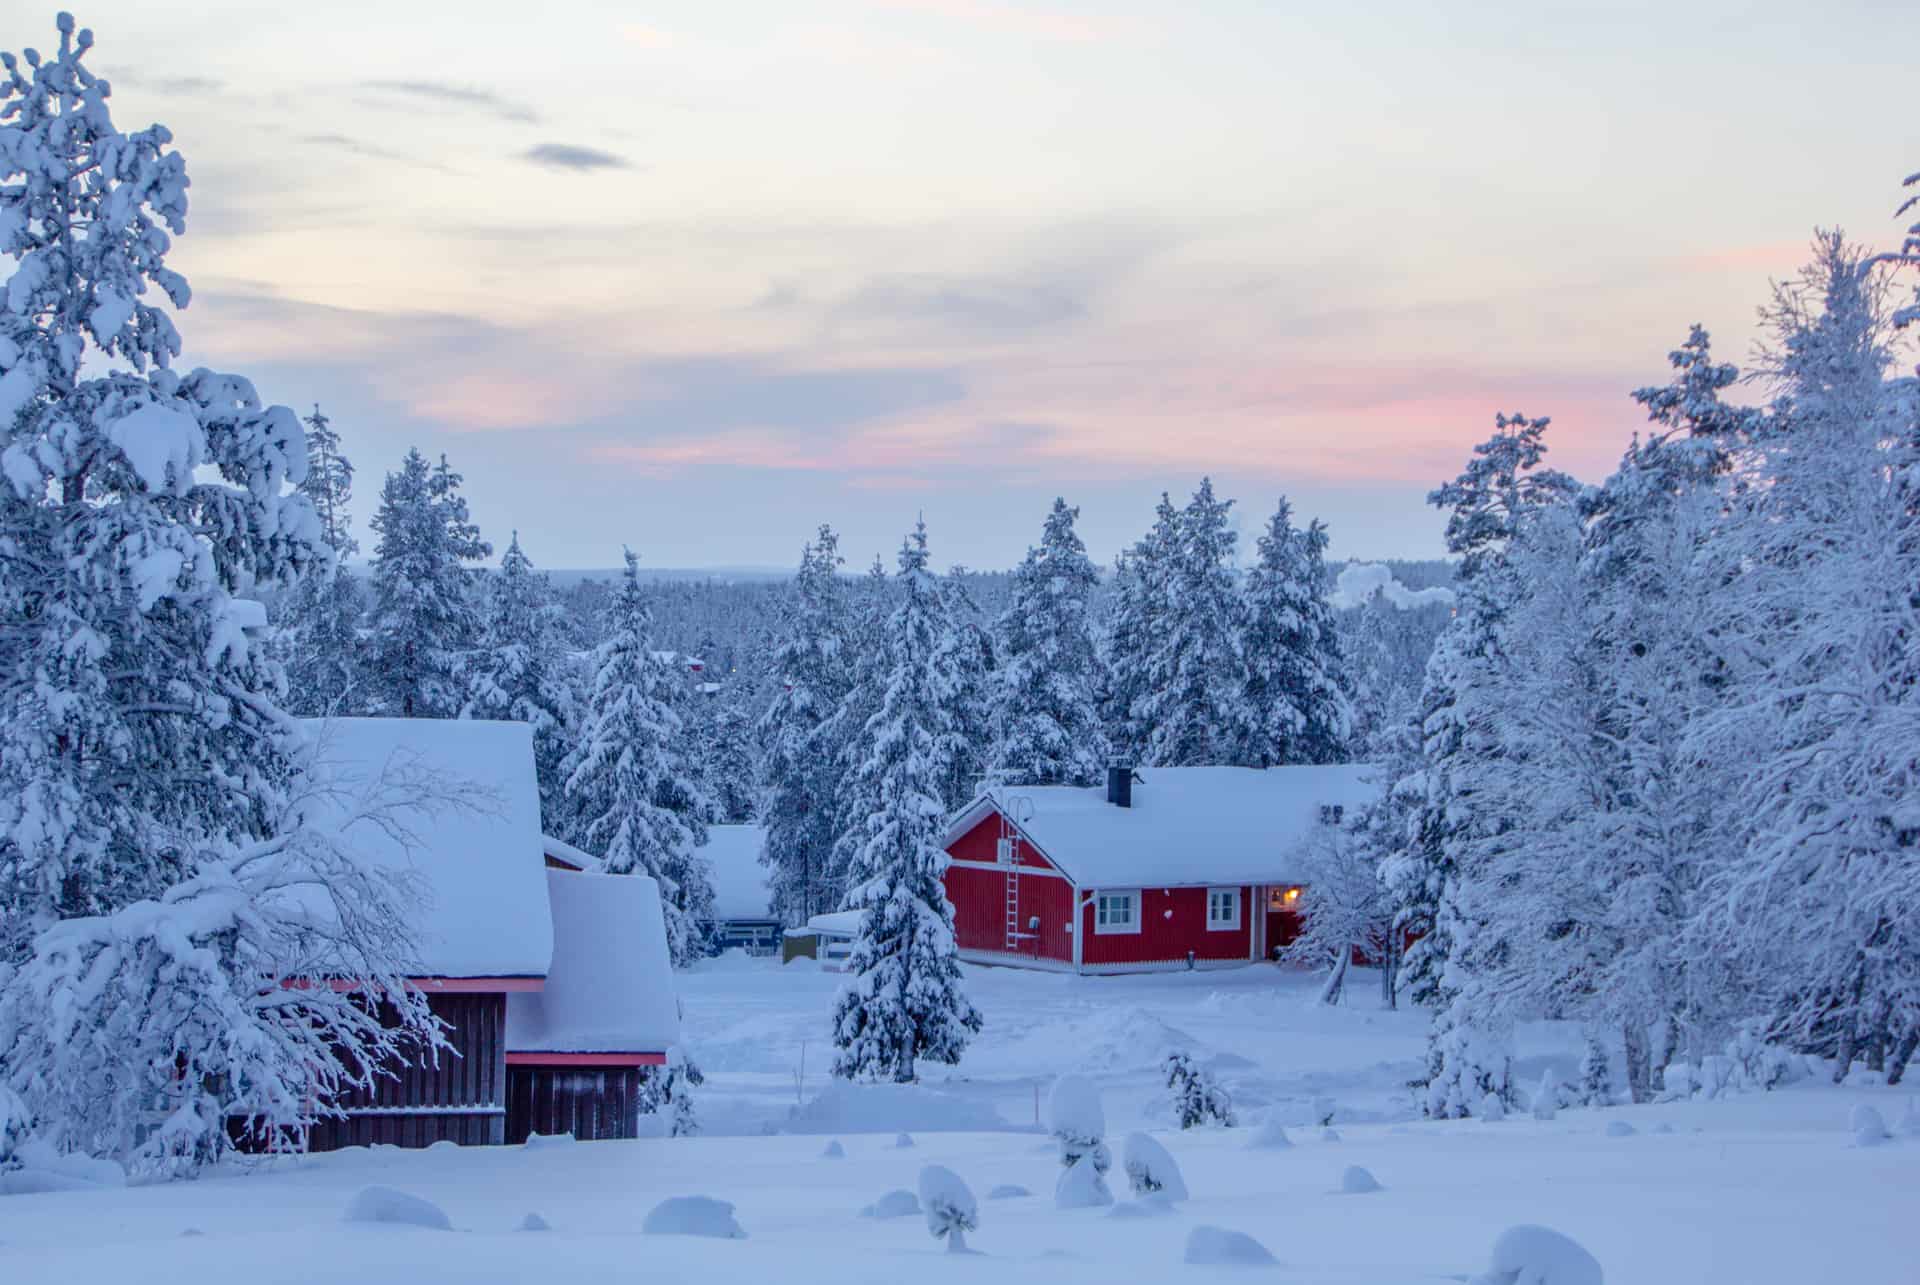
1206, 888, 1241, 931
1268, 885, 1304, 913
1094, 891, 1140, 934
1318, 804, 1344, 826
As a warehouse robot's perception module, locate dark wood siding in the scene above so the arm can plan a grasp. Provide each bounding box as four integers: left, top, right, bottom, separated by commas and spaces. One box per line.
505, 1067, 644, 1144
305, 991, 508, 1151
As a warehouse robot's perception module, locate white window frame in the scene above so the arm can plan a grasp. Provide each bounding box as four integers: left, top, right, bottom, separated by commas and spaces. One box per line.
1206, 887, 1242, 931
1093, 890, 1141, 935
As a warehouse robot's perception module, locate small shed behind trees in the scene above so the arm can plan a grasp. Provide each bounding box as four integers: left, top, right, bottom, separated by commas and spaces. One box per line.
702, 823, 781, 953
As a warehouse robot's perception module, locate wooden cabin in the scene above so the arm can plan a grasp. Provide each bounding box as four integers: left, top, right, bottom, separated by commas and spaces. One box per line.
293, 717, 678, 1150
939, 764, 1379, 975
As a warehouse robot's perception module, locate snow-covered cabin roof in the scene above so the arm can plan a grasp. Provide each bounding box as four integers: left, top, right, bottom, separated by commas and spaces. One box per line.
803, 909, 863, 938
507, 869, 679, 1056
542, 833, 604, 873
704, 824, 774, 922
946, 764, 1380, 890
294, 718, 553, 980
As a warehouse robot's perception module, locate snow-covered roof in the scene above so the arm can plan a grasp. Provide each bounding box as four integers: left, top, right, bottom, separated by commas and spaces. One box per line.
804, 909, 863, 938
704, 823, 774, 922
295, 718, 553, 979
542, 833, 604, 873
507, 869, 680, 1055
948, 765, 1381, 889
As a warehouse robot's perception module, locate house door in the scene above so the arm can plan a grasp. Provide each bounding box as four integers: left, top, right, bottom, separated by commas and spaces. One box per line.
1263, 884, 1304, 960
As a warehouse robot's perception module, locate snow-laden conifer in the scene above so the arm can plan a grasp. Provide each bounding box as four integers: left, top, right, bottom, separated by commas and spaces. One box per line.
366, 449, 490, 718
562, 550, 714, 966
465, 532, 576, 826
1238, 497, 1351, 767
829, 523, 982, 1082
276, 404, 365, 715
1131, 479, 1248, 766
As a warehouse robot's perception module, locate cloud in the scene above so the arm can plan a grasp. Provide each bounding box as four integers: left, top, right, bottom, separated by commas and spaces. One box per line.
873, 0, 1143, 43
361, 79, 539, 123
522, 143, 631, 172
109, 70, 225, 95
839, 273, 1087, 332
619, 23, 675, 49
298, 133, 458, 175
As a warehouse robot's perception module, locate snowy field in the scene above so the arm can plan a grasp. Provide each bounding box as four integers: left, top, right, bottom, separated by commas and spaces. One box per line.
2, 959, 1913, 1283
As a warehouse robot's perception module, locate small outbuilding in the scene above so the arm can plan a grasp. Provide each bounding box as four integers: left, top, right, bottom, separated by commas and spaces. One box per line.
940, 764, 1378, 974
702, 823, 782, 953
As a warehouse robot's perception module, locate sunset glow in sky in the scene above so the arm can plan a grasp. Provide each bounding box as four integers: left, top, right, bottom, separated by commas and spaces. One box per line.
54, 0, 1915, 569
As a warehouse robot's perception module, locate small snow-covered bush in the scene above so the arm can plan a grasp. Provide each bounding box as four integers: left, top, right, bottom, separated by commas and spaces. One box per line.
1470, 1224, 1602, 1285
343, 1186, 452, 1231
0, 1085, 30, 1166
1900, 1098, 1920, 1137
987, 1184, 1030, 1200
1725, 1026, 1801, 1092
917, 1165, 978, 1253
522, 1132, 576, 1149
895, 1132, 915, 1148
1531, 1071, 1559, 1121
1121, 1132, 1188, 1201
1580, 1035, 1613, 1108
861, 1189, 922, 1219
518, 1213, 552, 1232
821, 1139, 846, 1159
640, 1056, 704, 1137
1313, 1095, 1337, 1127
1478, 1092, 1508, 1122
1047, 1074, 1110, 1173
1850, 1105, 1889, 1147
1604, 1120, 1636, 1138
1339, 1165, 1381, 1194
642, 1196, 747, 1239
1658, 1062, 1695, 1102
1054, 1153, 1114, 1209
1184, 1225, 1277, 1266
1164, 1052, 1235, 1129
1246, 1114, 1293, 1149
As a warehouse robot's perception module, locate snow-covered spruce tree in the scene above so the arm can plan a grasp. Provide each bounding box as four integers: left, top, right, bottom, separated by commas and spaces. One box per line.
830, 522, 983, 1083
365, 448, 490, 718
693, 692, 759, 824
276, 404, 364, 716
1579, 1032, 1614, 1107
1133, 478, 1248, 766
983, 497, 1110, 789
756, 527, 854, 923
0, 18, 439, 1172
820, 552, 894, 907
464, 532, 576, 828
1163, 1051, 1235, 1128
562, 550, 715, 966
1238, 497, 1351, 767
637, 1053, 703, 1137
933, 566, 993, 811
1101, 493, 1178, 762
1408, 413, 1577, 1117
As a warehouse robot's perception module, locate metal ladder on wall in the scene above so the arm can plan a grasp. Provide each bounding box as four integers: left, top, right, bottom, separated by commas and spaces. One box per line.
999, 797, 1034, 951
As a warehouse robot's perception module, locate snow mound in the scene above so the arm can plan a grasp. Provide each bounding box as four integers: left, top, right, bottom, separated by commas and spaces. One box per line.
1054, 1154, 1115, 1209
1849, 1105, 1889, 1146
1471, 1224, 1603, 1285
987, 1184, 1031, 1200
1900, 1099, 1920, 1136
1604, 1120, 1636, 1138
1478, 1093, 1508, 1121
1321, 1128, 1342, 1142
861, 1189, 922, 1219
785, 1082, 1011, 1135
518, 1213, 552, 1232
1122, 1131, 1188, 1201
0, 1141, 127, 1194
1107, 1195, 1176, 1219
523, 1132, 576, 1150
1339, 1165, 1381, 1194
1078, 1009, 1201, 1071
1047, 1073, 1106, 1141
343, 1186, 453, 1231
1650, 1123, 1675, 1135
822, 1139, 846, 1159
895, 1132, 915, 1149
1246, 1115, 1293, 1149
642, 1196, 746, 1239
1532, 1071, 1559, 1121
918, 1164, 979, 1253
1185, 1225, 1278, 1266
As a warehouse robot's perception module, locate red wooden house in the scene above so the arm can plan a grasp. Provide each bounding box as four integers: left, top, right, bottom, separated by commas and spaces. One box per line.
296, 718, 677, 1150
940, 764, 1378, 974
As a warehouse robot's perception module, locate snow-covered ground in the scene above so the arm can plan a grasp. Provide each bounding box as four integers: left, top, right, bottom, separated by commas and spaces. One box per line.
3, 958, 1913, 1282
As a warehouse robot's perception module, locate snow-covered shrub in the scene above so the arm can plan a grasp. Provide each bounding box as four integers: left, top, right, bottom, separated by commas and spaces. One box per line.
1724, 1027, 1800, 1092
987, 1184, 1030, 1200
642, 1196, 746, 1239
1470, 1224, 1602, 1285
1054, 1154, 1114, 1209
638, 1055, 703, 1137
1424, 1004, 1515, 1119
0, 1084, 29, 1166
1047, 1074, 1110, 1173
1579, 1035, 1613, 1108
1531, 1071, 1559, 1121
1658, 1062, 1695, 1102
1604, 1120, 1636, 1138
1900, 1099, 1920, 1138
1477, 1092, 1507, 1122
1850, 1105, 1889, 1147
895, 1131, 915, 1148
1121, 1132, 1188, 1201
1313, 1095, 1337, 1127
1163, 1051, 1235, 1129
343, 1186, 453, 1231
821, 1139, 846, 1159
1184, 1225, 1278, 1266
861, 1189, 922, 1219
1246, 1114, 1293, 1149
1339, 1165, 1381, 1194
917, 1164, 978, 1253
518, 1213, 552, 1232
522, 1132, 576, 1150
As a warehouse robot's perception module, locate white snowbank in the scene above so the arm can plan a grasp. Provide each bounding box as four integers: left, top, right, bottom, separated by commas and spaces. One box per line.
1121, 1132, 1188, 1201
1604, 1120, 1636, 1138
642, 1196, 746, 1239
986, 1184, 1030, 1200
1054, 1154, 1114, 1209
342, 1186, 452, 1231
1849, 1105, 1889, 1147
0, 1140, 127, 1195
1106, 1196, 1175, 1219
1247, 1115, 1293, 1149
1339, 1164, 1381, 1194
1472, 1224, 1603, 1285
521, 1132, 576, 1150
1185, 1225, 1278, 1266
785, 1082, 1011, 1135
859, 1189, 921, 1219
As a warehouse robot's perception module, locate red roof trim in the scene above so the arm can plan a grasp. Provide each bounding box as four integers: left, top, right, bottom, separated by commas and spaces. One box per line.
288, 976, 547, 994
506, 1051, 667, 1068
